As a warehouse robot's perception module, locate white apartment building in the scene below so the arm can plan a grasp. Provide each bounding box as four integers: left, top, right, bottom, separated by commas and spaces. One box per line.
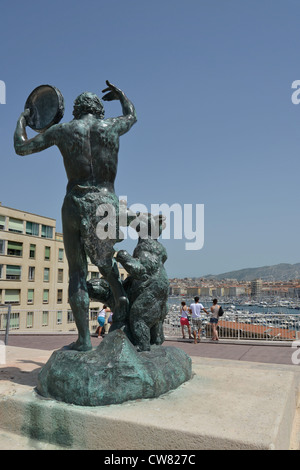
0, 203, 126, 333
251, 279, 263, 297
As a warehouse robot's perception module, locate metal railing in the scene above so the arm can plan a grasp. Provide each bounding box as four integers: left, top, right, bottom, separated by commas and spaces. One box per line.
163, 311, 300, 342
1, 306, 299, 343
0, 307, 100, 337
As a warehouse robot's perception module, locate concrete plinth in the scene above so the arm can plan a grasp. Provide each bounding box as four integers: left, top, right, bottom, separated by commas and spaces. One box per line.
0, 347, 300, 450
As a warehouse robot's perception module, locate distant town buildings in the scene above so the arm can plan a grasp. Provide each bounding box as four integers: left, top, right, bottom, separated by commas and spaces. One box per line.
169, 276, 300, 299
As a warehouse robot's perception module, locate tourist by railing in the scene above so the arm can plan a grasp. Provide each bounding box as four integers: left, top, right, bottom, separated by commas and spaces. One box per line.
163, 312, 300, 342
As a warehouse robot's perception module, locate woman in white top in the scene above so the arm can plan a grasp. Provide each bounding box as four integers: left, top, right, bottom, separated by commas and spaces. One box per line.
210, 298, 220, 341
180, 301, 193, 339
97, 305, 109, 338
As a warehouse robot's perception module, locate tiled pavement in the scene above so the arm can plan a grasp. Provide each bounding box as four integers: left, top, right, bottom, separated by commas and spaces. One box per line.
0, 333, 298, 367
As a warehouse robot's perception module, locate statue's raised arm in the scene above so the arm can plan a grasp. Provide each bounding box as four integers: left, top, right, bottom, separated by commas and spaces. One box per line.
14, 84, 65, 156
14, 109, 59, 156
102, 80, 137, 136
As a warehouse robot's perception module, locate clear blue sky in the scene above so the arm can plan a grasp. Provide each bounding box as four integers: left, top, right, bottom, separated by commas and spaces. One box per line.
0, 0, 299, 278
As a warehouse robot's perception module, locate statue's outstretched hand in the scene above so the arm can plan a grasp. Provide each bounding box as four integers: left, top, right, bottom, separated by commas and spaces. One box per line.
19, 108, 31, 126
102, 80, 122, 101
116, 250, 129, 263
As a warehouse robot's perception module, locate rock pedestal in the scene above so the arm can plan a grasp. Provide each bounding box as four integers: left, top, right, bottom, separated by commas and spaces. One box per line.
37, 330, 192, 406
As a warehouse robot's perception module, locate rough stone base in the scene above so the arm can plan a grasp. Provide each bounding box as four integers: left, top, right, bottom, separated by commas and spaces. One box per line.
37, 329, 193, 406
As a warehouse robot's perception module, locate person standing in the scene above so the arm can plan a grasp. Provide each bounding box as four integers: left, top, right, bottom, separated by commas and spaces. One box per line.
180, 301, 192, 339
97, 305, 108, 338
104, 307, 112, 335
210, 298, 220, 341
189, 296, 209, 344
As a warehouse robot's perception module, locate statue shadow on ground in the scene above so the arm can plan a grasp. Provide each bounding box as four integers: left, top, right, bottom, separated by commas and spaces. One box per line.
0, 361, 45, 388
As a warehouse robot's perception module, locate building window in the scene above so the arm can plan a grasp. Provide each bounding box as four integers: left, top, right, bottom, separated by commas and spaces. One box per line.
29, 244, 36, 259
10, 312, 20, 329
41, 225, 53, 239
26, 221, 39, 236
0, 215, 5, 230
26, 312, 34, 328
1, 313, 7, 329
42, 311, 48, 326
44, 246, 50, 261
28, 266, 35, 281
57, 268, 63, 283
0, 265, 2, 279
7, 241, 22, 257
57, 289, 63, 304
6, 265, 21, 280
4, 289, 20, 304
43, 289, 49, 304
2, 312, 20, 330
90, 308, 99, 321
44, 268, 50, 282
90, 271, 100, 280
67, 310, 75, 323
0, 240, 5, 254
58, 248, 64, 261
8, 218, 23, 233
27, 289, 34, 304
57, 311, 63, 325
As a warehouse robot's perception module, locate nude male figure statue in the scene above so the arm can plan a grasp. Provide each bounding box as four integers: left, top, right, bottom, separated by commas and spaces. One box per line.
14, 81, 137, 350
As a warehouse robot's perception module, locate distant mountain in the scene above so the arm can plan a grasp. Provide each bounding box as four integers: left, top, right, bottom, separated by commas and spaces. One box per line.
205, 263, 300, 281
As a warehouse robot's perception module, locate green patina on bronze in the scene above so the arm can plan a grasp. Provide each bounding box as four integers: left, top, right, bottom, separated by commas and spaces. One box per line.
37, 329, 192, 406
15, 81, 137, 352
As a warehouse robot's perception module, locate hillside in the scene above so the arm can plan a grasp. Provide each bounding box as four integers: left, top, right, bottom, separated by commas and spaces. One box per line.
205, 263, 300, 281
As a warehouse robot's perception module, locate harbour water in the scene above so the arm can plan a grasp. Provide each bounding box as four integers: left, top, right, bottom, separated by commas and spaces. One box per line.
168, 296, 300, 316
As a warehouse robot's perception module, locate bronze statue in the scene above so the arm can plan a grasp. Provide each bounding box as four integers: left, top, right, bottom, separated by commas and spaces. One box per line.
14, 81, 137, 351
88, 213, 169, 352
